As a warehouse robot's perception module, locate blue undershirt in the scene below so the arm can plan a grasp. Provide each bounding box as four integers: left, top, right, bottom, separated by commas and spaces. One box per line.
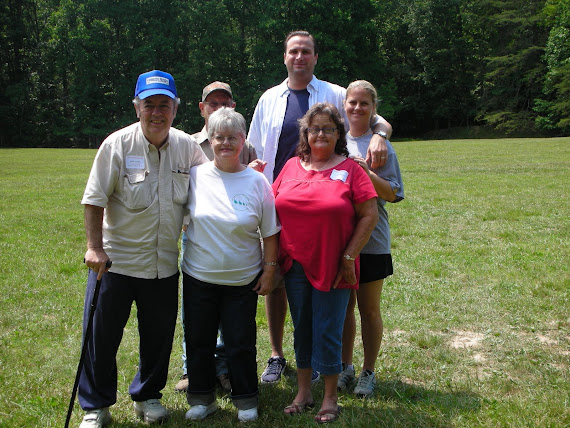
273, 88, 310, 180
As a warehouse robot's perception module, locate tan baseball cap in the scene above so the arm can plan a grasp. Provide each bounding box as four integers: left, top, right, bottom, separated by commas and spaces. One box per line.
201, 81, 232, 101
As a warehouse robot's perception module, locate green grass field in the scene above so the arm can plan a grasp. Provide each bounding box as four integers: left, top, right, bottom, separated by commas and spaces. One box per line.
0, 138, 568, 427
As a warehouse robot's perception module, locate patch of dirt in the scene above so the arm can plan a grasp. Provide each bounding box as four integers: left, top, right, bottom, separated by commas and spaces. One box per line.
537, 334, 556, 345
473, 352, 486, 362
401, 377, 425, 387
450, 330, 485, 349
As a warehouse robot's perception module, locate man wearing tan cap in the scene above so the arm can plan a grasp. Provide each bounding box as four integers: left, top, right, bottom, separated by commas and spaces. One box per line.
192, 81, 257, 163
174, 82, 257, 394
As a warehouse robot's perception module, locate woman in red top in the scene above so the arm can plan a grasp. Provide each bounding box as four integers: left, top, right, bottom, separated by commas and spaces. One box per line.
273, 103, 378, 423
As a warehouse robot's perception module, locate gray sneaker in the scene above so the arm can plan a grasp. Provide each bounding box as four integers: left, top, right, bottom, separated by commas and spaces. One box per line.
353, 370, 376, 397
337, 364, 355, 391
261, 356, 286, 383
133, 399, 169, 423
79, 408, 111, 428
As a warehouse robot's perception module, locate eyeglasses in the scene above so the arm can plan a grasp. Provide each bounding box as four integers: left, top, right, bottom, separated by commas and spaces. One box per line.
213, 135, 239, 144
307, 127, 337, 135
203, 101, 233, 108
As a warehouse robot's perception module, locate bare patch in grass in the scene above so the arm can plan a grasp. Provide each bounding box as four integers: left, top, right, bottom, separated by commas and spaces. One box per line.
401, 376, 426, 388
519, 326, 569, 359
537, 334, 556, 345
450, 330, 485, 349
473, 352, 486, 363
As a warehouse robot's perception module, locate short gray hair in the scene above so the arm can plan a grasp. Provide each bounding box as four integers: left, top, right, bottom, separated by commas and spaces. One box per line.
207, 107, 246, 140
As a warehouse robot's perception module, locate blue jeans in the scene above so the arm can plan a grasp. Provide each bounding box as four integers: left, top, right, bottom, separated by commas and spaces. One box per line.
285, 261, 350, 375
180, 232, 228, 376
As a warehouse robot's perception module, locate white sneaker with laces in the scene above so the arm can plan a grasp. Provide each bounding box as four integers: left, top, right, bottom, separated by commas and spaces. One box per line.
79, 408, 111, 428
353, 370, 376, 397
185, 402, 218, 420
133, 399, 169, 423
238, 406, 258, 422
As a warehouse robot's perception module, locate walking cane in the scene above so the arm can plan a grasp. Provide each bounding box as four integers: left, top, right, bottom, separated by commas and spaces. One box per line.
64, 260, 112, 428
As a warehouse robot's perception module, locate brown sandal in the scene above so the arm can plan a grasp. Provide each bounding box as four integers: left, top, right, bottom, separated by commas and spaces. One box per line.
315, 406, 342, 424
284, 401, 315, 415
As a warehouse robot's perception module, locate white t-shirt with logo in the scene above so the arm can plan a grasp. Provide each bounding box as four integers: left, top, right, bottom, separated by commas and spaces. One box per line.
181, 162, 281, 286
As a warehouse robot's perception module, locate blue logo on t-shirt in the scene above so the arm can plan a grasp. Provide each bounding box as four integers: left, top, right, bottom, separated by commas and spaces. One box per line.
233, 194, 250, 211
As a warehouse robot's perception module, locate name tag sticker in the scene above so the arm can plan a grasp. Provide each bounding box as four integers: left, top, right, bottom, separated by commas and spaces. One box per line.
126, 156, 145, 169
330, 169, 348, 182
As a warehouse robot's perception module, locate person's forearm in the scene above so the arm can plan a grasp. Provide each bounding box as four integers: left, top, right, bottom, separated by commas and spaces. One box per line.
263, 233, 279, 265
84, 204, 105, 250
369, 172, 397, 202
255, 233, 279, 295
370, 115, 393, 139
344, 202, 378, 258
344, 217, 377, 258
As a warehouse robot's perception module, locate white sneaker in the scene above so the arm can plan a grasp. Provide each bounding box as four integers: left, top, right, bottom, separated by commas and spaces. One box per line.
79, 408, 111, 428
238, 406, 258, 422
185, 402, 218, 420
354, 370, 376, 397
133, 399, 169, 423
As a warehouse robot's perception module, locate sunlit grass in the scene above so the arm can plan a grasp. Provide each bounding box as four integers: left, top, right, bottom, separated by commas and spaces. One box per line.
0, 139, 568, 427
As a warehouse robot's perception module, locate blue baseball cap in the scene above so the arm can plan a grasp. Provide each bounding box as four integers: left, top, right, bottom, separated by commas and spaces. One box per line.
134, 70, 177, 99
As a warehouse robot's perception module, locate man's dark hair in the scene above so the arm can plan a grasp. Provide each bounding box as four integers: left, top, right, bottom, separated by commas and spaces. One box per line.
284, 30, 319, 55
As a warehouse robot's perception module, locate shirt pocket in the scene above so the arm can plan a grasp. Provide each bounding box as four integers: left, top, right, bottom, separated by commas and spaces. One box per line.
123, 170, 151, 209
172, 172, 190, 205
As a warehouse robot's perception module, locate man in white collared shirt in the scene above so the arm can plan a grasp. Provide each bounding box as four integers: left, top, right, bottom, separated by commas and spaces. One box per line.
79, 70, 207, 428
247, 31, 393, 385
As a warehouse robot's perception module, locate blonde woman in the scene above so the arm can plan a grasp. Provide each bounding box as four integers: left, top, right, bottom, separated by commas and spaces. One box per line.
338, 81, 405, 397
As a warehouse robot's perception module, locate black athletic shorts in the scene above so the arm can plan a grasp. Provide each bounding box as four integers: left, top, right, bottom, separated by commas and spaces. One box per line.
359, 253, 393, 283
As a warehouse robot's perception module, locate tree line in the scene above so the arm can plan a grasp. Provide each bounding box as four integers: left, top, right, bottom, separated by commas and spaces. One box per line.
1, 0, 568, 148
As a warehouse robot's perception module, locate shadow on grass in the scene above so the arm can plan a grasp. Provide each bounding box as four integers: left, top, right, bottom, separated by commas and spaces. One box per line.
278, 371, 482, 427
82, 373, 482, 427
369, 378, 482, 427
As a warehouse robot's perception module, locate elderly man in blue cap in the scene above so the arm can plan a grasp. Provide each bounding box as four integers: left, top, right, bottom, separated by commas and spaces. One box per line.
79, 70, 208, 427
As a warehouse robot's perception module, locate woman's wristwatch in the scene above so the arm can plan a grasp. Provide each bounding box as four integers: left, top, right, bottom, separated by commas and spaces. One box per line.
343, 254, 356, 261
374, 130, 388, 138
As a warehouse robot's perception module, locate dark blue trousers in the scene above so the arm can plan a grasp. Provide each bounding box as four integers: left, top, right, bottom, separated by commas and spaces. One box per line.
183, 272, 259, 410
78, 270, 178, 410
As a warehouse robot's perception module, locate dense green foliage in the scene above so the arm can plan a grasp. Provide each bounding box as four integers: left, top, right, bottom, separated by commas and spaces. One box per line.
1, 0, 569, 147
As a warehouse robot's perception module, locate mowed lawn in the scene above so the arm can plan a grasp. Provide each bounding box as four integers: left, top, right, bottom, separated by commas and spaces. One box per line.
0, 138, 568, 427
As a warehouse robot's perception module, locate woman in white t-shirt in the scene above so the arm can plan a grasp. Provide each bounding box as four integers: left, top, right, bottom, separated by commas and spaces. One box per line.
181, 108, 281, 422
